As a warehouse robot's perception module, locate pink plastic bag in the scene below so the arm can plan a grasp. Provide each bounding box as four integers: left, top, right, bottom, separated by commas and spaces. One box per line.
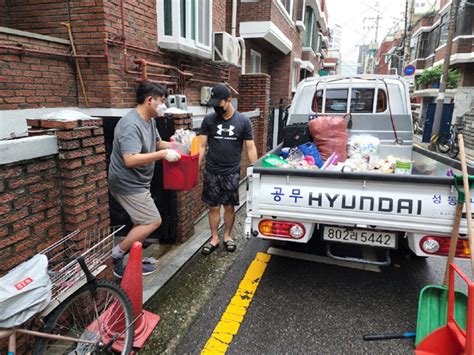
308, 116, 348, 162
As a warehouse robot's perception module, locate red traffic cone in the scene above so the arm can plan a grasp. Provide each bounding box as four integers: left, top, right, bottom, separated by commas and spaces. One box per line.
115, 241, 161, 350
87, 242, 160, 352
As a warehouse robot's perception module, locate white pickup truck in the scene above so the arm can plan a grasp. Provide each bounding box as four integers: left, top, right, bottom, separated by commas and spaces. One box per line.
245, 75, 473, 265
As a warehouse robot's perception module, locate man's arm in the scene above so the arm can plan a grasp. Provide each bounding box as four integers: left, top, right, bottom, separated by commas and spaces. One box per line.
198, 135, 208, 167
245, 140, 258, 164
157, 140, 171, 150
123, 151, 168, 168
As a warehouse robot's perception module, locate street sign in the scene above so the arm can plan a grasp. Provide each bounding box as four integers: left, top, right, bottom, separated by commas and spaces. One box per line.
403, 65, 416, 76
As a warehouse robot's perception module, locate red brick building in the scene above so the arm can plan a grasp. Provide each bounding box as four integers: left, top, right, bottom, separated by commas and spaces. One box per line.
407, 0, 474, 156
0, 0, 334, 267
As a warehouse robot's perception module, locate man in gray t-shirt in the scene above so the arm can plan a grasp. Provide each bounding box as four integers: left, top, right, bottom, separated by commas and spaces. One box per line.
108, 81, 181, 278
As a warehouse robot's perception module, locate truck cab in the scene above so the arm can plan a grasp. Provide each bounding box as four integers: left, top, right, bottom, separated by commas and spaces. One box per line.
289, 75, 414, 161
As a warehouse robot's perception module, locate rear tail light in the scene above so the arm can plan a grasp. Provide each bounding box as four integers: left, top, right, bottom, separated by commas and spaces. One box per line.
258, 220, 305, 239
420, 236, 470, 258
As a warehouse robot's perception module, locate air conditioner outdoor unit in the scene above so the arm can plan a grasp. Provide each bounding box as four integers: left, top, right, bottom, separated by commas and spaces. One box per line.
200, 86, 212, 105
213, 32, 240, 66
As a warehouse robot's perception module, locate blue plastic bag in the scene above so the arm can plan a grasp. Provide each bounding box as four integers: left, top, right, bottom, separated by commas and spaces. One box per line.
298, 142, 323, 168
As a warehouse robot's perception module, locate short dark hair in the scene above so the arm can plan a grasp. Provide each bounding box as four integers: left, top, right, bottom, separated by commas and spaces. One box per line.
136, 81, 167, 104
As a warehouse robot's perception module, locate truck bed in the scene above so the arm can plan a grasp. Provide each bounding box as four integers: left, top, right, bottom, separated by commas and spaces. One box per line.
247, 149, 471, 237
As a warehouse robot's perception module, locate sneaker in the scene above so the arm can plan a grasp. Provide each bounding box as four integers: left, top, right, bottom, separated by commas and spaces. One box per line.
142, 262, 157, 276
113, 257, 124, 278
142, 256, 158, 265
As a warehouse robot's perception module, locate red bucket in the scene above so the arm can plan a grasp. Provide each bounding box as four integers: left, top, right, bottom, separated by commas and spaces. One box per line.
162, 153, 199, 190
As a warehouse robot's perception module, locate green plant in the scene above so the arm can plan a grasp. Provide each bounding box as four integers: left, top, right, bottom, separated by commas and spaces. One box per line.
416, 65, 460, 88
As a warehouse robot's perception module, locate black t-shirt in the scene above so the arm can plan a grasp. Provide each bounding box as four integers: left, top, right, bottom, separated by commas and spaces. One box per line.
200, 111, 253, 175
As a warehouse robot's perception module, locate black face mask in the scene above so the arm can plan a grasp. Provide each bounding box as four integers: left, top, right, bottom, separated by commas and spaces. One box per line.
213, 105, 226, 115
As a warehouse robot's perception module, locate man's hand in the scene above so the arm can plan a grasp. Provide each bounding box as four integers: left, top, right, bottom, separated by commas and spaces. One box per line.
165, 149, 181, 162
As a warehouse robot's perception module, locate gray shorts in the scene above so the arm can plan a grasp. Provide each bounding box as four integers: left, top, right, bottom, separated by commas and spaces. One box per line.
110, 190, 161, 225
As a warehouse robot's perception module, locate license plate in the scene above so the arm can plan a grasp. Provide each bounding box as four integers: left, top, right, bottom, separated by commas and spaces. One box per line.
322, 227, 397, 249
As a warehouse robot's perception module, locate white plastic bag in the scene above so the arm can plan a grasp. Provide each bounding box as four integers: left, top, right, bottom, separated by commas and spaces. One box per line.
0, 254, 52, 328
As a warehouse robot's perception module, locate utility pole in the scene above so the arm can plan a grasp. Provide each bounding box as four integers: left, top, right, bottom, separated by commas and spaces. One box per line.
363, 2, 382, 74
403, 0, 415, 68
429, 0, 459, 150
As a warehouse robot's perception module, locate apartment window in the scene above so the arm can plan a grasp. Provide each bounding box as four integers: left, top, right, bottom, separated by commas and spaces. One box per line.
249, 49, 261, 73
159, 0, 212, 55
410, 35, 418, 60
279, 0, 294, 17
438, 12, 449, 47
304, 6, 314, 47
296, 0, 306, 21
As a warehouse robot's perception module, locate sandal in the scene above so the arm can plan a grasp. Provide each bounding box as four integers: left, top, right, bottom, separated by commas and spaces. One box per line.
224, 239, 237, 252
202, 241, 219, 255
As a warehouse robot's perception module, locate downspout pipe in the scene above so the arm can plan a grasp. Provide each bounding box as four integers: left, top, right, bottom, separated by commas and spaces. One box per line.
231, 0, 237, 37
231, 0, 245, 74
237, 37, 246, 75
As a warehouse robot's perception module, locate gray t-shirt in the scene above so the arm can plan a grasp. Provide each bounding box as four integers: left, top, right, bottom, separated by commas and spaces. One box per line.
200, 111, 253, 175
108, 109, 161, 195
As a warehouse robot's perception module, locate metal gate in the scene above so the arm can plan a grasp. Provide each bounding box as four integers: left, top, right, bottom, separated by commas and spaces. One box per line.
266, 99, 290, 150
103, 116, 177, 243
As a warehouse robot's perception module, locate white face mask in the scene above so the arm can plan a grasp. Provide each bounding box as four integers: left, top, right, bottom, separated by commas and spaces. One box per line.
156, 103, 167, 117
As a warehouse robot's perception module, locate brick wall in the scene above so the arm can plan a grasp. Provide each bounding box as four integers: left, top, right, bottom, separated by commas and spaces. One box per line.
238, 0, 272, 24
237, 0, 302, 102
0, 0, 8, 26
1, 0, 233, 110
461, 63, 474, 86
0, 118, 111, 353
238, 73, 271, 176
4, 1, 70, 39
270, 54, 293, 104
0, 156, 62, 273
244, 40, 273, 74
54, 120, 110, 233
0, 32, 77, 109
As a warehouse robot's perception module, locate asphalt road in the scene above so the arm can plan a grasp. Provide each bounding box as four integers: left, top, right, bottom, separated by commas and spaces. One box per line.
140, 205, 471, 354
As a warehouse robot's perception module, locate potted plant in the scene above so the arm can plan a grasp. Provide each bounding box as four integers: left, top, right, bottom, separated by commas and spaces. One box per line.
416, 65, 460, 89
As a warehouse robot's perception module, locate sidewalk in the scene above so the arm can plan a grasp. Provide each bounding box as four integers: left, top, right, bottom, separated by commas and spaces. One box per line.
413, 133, 474, 174
140, 182, 248, 303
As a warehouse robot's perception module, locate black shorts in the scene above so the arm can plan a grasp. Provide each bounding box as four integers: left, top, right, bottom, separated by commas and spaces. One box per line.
202, 170, 240, 207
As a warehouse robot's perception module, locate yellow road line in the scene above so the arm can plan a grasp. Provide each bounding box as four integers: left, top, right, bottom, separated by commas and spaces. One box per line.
201, 252, 271, 354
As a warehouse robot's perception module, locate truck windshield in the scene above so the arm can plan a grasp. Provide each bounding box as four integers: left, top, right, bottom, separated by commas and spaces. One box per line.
312, 88, 387, 113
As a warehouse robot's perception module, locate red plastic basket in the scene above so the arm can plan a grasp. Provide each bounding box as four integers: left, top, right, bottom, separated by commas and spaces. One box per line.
162, 153, 199, 190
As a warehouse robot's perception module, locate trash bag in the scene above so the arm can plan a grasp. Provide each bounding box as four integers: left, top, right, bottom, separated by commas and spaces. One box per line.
308, 116, 348, 162
0, 254, 52, 328
262, 154, 287, 168
283, 122, 311, 148
298, 142, 323, 168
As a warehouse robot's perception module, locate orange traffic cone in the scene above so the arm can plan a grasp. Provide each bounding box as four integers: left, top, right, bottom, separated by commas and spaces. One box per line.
115, 241, 161, 350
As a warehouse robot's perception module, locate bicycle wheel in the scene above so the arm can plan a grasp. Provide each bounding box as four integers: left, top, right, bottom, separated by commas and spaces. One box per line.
33, 280, 134, 354
449, 141, 459, 159
437, 133, 451, 153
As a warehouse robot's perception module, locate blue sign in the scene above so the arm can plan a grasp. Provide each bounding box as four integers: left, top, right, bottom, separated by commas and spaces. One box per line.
403, 65, 416, 76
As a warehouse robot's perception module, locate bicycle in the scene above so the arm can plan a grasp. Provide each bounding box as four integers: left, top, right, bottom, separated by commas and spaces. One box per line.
0, 225, 135, 354
437, 123, 461, 159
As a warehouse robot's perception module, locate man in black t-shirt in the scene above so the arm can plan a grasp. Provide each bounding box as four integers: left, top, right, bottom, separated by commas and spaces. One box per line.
199, 84, 258, 255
